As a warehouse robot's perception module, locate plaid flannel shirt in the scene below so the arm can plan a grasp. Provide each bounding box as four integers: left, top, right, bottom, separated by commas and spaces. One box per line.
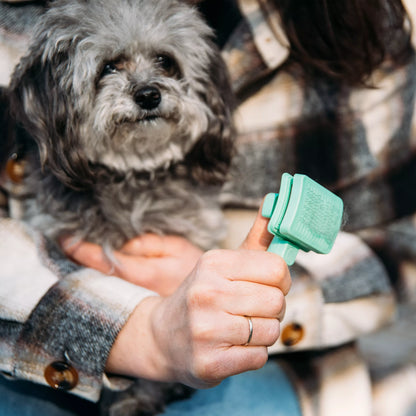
0, 219, 156, 402
0, 1, 158, 402
0, 0, 415, 411
219, 1, 416, 413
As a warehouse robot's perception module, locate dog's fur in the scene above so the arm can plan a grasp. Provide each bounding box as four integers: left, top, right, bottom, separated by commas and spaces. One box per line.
8, 0, 234, 251
5, 0, 234, 414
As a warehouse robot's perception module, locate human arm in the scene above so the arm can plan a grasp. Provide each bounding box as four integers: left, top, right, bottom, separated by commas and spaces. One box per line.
0, 218, 157, 401
0, 207, 290, 399
104, 207, 290, 388
64, 202, 396, 359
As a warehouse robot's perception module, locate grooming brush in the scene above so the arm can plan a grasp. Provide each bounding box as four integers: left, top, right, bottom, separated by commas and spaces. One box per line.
262, 173, 344, 265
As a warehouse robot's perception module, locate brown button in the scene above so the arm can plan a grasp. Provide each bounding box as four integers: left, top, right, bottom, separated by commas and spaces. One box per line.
281, 322, 304, 347
6, 156, 25, 184
44, 361, 78, 391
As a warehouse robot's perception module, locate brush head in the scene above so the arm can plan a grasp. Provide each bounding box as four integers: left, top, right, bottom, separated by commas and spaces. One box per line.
262, 173, 344, 265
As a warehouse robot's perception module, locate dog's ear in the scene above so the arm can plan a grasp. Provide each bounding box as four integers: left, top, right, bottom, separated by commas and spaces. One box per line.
10, 35, 61, 165
186, 46, 235, 185
9, 34, 93, 190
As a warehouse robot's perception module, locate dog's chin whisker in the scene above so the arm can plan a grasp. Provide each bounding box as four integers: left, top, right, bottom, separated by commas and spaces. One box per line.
113, 114, 164, 126
138, 115, 162, 123
110, 115, 162, 129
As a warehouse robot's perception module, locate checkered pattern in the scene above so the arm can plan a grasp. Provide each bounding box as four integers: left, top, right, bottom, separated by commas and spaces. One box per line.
220, 0, 416, 303
0, 0, 415, 411
0, 219, 154, 401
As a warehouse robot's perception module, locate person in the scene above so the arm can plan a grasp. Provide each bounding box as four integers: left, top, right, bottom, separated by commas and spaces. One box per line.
1, 1, 416, 416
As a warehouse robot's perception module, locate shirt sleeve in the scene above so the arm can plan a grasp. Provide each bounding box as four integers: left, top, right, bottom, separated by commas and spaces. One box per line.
0, 218, 156, 402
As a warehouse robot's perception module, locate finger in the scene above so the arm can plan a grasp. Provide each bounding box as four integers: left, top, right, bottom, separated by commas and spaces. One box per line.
60, 238, 113, 274
220, 281, 286, 318
121, 234, 168, 256
224, 345, 268, 374
204, 249, 291, 294
277, 297, 286, 322
235, 316, 281, 347
240, 199, 273, 251
199, 345, 269, 384
61, 237, 159, 285
112, 252, 158, 283
194, 312, 281, 349
121, 234, 203, 264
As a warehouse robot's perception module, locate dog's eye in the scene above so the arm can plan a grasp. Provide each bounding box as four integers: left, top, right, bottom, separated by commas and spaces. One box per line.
101, 63, 118, 77
155, 54, 180, 78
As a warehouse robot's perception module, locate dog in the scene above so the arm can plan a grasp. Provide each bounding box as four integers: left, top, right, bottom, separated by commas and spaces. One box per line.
7, 0, 234, 251
4, 0, 234, 414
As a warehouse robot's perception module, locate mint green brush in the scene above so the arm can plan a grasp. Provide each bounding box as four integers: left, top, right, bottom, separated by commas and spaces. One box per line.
262, 173, 344, 265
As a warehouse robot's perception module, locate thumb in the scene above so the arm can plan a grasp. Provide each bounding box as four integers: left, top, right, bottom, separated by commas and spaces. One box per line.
239, 199, 273, 251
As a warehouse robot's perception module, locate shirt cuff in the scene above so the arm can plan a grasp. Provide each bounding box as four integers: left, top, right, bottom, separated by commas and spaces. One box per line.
12, 268, 155, 401
0, 217, 155, 402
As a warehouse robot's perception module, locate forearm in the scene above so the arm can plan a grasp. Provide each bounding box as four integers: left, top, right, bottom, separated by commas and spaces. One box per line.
106, 296, 171, 381
0, 218, 155, 401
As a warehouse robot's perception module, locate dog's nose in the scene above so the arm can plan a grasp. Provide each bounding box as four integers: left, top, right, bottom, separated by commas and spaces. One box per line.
134, 86, 161, 110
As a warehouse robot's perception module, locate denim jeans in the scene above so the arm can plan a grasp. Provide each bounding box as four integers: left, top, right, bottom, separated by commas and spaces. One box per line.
0, 361, 301, 416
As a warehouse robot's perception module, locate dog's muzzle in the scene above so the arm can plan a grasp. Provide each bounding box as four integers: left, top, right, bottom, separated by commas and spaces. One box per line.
135, 86, 161, 110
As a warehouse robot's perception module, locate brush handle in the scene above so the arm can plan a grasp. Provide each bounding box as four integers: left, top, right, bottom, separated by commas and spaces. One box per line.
267, 235, 299, 266
262, 191, 299, 264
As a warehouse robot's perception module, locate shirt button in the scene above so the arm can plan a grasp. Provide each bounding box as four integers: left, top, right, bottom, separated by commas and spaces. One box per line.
44, 361, 79, 391
281, 322, 304, 347
6, 156, 25, 184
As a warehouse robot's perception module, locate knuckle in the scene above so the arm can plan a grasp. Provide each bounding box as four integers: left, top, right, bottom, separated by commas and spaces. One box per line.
192, 354, 221, 382
199, 249, 227, 270
190, 319, 214, 342
264, 288, 285, 317
187, 282, 217, 309
272, 289, 285, 315
283, 274, 292, 295
269, 254, 291, 293
265, 320, 281, 345
251, 349, 268, 370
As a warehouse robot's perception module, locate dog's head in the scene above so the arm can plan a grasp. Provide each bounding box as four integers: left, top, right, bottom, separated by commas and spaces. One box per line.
10, 0, 234, 189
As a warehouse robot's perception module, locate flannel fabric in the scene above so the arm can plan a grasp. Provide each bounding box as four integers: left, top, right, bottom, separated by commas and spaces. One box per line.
218, 1, 416, 413
0, 0, 415, 413
0, 219, 155, 401
218, 0, 416, 348
221, 1, 416, 229
0, 1, 44, 85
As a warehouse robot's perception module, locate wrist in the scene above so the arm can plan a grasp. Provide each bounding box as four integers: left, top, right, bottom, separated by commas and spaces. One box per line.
106, 296, 172, 381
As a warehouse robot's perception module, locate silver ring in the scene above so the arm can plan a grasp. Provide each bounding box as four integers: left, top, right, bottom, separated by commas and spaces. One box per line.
244, 316, 253, 346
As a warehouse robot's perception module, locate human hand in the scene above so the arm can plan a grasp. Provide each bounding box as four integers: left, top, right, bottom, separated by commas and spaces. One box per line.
61, 234, 203, 296
107, 206, 291, 389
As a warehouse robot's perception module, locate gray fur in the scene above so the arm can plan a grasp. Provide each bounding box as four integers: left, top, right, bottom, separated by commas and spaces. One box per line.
8, 0, 234, 413
9, 0, 234, 251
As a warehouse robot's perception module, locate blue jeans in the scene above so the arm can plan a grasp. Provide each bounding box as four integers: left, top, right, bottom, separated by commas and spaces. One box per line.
0, 361, 301, 416
0, 375, 99, 416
